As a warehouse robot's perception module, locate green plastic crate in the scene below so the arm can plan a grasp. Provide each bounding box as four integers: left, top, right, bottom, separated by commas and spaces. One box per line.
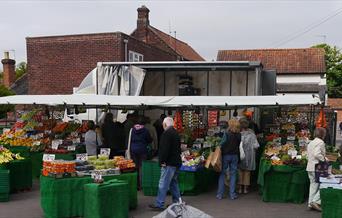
0, 170, 10, 194
0, 193, 9, 202
321, 188, 342, 218
84, 180, 129, 218
142, 186, 158, 196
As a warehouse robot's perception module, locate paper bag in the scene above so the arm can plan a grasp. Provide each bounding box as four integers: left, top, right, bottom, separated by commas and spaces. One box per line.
205, 151, 213, 168
211, 146, 222, 172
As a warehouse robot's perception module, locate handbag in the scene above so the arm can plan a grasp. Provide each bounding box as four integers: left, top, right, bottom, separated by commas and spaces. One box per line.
239, 141, 245, 160
315, 161, 330, 183
125, 128, 132, 160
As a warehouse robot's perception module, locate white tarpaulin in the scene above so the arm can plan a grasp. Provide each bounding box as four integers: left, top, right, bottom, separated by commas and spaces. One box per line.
74, 65, 146, 122
0, 94, 321, 108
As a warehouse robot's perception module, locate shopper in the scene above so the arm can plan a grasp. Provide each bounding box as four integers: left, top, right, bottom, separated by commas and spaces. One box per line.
306, 127, 326, 212
101, 113, 125, 158
129, 116, 152, 189
217, 119, 241, 200
153, 114, 167, 147
143, 116, 159, 157
339, 122, 342, 135
149, 117, 182, 211
237, 118, 259, 194
84, 121, 102, 156
124, 112, 137, 147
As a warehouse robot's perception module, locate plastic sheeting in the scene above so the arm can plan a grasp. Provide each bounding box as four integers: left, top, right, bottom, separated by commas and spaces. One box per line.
0, 94, 321, 108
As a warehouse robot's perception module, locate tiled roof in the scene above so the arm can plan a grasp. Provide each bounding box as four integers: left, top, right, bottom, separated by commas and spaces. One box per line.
149, 26, 204, 61
217, 48, 326, 74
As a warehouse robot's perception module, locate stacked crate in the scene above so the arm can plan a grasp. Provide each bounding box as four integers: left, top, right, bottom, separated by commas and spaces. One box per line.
0, 170, 10, 202
142, 161, 161, 196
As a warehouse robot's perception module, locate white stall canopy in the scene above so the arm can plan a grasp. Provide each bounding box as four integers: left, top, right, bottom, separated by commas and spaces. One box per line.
0, 94, 321, 109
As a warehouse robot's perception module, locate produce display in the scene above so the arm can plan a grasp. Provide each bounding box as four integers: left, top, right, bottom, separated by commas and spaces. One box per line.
0, 110, 86, 155
42, 160, 76, 177
87, 155, 135, 172
0, 147, 24, 164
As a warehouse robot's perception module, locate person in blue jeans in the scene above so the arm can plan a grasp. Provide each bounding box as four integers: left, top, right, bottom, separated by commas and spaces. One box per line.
217, 119, 241, 200
149, 117, 182, 211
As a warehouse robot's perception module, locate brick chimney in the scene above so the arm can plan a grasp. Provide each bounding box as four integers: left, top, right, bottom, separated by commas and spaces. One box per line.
1, 52, 16, 88
136, 5, 150, 42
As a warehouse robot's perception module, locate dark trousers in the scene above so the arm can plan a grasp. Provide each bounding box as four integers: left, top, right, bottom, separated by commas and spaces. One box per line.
131, 152, 147, 189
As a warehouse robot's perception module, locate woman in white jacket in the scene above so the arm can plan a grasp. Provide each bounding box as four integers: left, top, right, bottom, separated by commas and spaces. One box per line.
306, 127, 326, 212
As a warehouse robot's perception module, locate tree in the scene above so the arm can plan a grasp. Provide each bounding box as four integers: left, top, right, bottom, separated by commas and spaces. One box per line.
312, 44, 342, 98
15, 62, 26, 79
0, 85, 15, 118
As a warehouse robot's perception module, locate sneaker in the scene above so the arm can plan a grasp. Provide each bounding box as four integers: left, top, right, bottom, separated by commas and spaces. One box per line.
230, 194, 238, 200
216, 195, 223, 200
310, 202, 322, 212
148, 204, 165, 211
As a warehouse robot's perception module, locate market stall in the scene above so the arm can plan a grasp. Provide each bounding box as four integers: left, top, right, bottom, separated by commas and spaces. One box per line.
0, 93, 323, 212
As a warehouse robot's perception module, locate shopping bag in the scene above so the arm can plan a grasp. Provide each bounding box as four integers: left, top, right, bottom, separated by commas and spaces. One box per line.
125, 129, 132, 160
205, 151, 213, 169
239, 141, 245, 160
210, 146, 222, 172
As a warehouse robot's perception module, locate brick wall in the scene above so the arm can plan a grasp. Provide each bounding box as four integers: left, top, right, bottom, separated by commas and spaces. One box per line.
328, 98, 342, 123
26, 32, 178, 95
27, 33, 122, 94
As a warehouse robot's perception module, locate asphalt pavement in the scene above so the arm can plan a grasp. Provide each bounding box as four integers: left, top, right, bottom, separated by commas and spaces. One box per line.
0, 180, 321, 218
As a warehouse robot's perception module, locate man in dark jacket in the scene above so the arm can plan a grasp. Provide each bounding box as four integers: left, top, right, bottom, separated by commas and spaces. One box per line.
149, 117, 182, 211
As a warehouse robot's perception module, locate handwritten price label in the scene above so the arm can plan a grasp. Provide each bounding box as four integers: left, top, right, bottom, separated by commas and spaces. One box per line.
43, 154, 55, 161
68, 145, 76, 151
100, 148, 111, 156
76, 153, 88, 161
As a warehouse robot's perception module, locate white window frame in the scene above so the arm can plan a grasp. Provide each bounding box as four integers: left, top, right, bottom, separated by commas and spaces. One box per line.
128, 51, 144, 62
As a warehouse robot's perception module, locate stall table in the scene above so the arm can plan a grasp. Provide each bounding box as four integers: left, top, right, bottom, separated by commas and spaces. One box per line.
40, 172, 137, 218
321, 188, 342, 218
257, 158, 309, 203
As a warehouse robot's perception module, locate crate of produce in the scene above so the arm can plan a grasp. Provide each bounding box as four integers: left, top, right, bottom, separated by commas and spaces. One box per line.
179, 164, 203, 172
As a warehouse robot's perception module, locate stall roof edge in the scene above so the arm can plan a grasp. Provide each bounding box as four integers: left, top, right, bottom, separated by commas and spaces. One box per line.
97, 61, 262, 70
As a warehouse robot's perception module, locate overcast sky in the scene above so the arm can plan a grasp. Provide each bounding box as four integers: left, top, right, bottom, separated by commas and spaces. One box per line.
0, 0, 342, 66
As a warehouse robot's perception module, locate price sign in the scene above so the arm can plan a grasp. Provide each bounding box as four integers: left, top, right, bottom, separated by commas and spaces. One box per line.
100, 148, 111, 156
76, 153, 88, 161
72, 138, 81, 144
43, 154, 55, 161
30, 135, 39, 140
51, 140, 60, 150
68, 145, 76, 151
91, 171, 102, 180
0, 145, 3, 149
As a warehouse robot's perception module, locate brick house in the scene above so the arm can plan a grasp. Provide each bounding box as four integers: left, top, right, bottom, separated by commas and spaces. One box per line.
217, 48, 326, 97
24, 5, 203, 95
328, 98, 342, 124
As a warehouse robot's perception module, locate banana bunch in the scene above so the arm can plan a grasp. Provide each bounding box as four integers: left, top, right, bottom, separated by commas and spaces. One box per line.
0, 148, 14, 164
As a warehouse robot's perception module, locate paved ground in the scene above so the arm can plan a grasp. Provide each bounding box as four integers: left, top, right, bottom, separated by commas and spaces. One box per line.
0, 181, 321, 218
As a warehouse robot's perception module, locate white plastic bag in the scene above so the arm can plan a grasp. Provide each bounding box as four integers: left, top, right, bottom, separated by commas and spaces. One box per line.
239, 141, 245, 160
153, 200, 212, 218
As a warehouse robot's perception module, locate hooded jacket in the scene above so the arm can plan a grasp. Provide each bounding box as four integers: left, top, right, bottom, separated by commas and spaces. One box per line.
130, 124, 152, 154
